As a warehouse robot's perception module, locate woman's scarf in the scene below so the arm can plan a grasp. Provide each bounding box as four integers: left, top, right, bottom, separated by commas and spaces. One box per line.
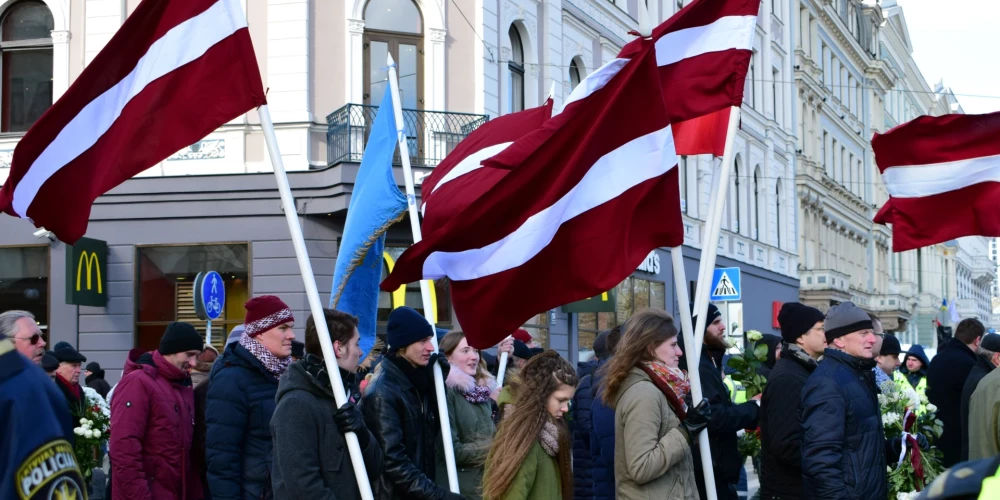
240, 332, 291, 377
640, 360, 690, 420
501, 402, 560, 457
446, 364, 496, 404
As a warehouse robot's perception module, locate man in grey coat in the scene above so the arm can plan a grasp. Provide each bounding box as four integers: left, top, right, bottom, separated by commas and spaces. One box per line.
271, 308, 382, 500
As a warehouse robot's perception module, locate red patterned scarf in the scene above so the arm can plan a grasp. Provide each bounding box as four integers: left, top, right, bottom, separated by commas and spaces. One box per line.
640, 361, 690, 420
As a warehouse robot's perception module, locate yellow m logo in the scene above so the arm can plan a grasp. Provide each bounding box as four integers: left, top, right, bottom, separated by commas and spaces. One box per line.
76, 251, 102, 293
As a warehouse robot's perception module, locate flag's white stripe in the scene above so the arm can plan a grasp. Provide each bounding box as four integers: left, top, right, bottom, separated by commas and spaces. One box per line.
561, 15, 755, 111
428, 142, 513, 197
12, 0, 246, 217
882, 152, 1000, 198
421, 125, 676, 281
654, 15, 756, 67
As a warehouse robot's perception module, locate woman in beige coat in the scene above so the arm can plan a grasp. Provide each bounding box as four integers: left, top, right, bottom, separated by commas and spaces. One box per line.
597, 309, 712, 500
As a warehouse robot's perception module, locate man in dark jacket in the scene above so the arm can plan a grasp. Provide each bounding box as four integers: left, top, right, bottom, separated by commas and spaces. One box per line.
681, 303, 759, 500
960, 333, 1000, 461
271, 308, 383, 499
207, 295, 296, 500
110, 322, 205, 499
928, 317, 985, 467
572, 327, 620, 500
759, 302, 826, 500
51, 342, 88, 414
362, 306, 461, 500
756, 334, 782, 380
801, 302, 888, 500
84, 361, 112, 399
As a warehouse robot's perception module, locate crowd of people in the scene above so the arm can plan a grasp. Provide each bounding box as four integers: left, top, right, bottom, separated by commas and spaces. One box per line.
3, 293, 1000, 500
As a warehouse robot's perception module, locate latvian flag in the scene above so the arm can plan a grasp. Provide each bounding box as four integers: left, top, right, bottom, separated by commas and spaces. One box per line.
0, 0, 265, 244
873, 111, 1000, 252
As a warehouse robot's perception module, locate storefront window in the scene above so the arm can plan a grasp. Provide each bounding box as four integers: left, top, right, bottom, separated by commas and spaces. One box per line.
378, 246, 452, 333
136, 244, 249, 353
0, 245, 48, 331
577, 275, 667, 353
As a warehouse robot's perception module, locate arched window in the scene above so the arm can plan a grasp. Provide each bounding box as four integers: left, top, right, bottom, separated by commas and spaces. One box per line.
733, 159, 741, 234
753, 167, 761, 241
569, 58, 581, 91
363, 0, 423, 108
679, 155, 688, 213
1, 0, 53, 132
508, 25, 524, 113
776, 178, 783, 249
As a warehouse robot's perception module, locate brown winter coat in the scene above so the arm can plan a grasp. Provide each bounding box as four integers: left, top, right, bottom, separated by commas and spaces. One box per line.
968, 364, 1000, 460
613, 367, 697, 500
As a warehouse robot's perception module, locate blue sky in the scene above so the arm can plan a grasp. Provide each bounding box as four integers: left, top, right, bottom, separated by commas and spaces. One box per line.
899, 0, 1000, 114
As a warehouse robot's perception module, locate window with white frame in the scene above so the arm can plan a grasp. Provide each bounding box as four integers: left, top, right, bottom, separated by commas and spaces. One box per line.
508, 26, 525, 114
1, 0, 53, 133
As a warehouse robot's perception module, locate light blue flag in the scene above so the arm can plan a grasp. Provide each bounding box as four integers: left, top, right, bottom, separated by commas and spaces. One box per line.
330, 85, 407, 358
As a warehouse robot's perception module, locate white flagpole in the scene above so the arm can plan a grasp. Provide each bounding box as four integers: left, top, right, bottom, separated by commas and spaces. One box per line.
258, 104, 374, 500
386, 53, 461, 493
683, 105, 741, 500
496, 335, 513, 387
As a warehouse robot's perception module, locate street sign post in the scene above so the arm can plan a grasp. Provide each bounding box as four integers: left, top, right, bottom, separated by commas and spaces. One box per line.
194, 271, 226, 344
709, 267, 741, 302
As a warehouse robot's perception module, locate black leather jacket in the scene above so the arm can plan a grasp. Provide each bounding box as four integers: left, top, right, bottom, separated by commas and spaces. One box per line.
362, 355, 450, 500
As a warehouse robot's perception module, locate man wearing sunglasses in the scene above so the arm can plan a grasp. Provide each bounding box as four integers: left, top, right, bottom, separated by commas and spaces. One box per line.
0, 310, 46, 365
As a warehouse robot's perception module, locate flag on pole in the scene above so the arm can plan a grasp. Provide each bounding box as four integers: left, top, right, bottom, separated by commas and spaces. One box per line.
949, 298, 961, 324
330, 85, 408, 357
0, 0, 264, 244
420, 99, 553, 236
617, 0, 758, 156
873, 111, 1000, 252
382, 45, 681, 348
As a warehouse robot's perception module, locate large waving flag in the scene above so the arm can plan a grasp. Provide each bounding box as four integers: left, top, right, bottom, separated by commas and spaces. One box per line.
419, 99, 553, 236
382, 45, 680, 348
331, 85, 407, 357
873, 111, 1000, 252
0, 0, 264, 243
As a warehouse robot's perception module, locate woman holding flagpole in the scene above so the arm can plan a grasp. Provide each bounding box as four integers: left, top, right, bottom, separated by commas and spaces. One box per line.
481, 351, 577, 500
599, 309, 711, 500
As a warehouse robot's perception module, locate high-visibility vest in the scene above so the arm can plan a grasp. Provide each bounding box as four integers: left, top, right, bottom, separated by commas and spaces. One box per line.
724, 376, 747, 404
980, 469, 1000, 499
894, 370, 929, 414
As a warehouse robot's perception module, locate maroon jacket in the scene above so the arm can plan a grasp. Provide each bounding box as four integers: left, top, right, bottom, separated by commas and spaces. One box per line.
110, 349, 203, 500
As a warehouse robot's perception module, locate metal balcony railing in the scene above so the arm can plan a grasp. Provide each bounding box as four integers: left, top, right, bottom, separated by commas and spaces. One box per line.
327, 104, 489, 168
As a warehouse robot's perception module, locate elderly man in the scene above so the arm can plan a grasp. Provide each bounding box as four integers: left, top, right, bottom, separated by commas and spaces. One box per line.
0, 310, 46, 365
51, 342, 89, 414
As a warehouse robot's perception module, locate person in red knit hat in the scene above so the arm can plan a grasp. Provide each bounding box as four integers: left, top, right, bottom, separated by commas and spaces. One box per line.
512, 328, 539, 348
206, 295, 296, 499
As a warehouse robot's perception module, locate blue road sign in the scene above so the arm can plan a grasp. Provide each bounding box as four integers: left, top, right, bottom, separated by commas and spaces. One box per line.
709, 267, 741, 302
199, 271, 226, 320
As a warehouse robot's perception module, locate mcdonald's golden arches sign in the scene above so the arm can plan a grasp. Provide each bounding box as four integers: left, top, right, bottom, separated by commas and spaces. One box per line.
66, 237, 108, 306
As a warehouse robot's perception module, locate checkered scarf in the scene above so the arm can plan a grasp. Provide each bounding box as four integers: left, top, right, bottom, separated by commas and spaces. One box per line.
240, 332, 291, 377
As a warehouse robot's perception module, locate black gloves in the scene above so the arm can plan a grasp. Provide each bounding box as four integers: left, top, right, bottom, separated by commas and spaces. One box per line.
914, 433, 929, 451
681, 398, 711, 441
429, 352, 451, 378
334, 402, 370, 448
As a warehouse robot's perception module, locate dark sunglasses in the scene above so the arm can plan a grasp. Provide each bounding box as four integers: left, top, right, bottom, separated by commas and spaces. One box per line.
15, 333, 46, 345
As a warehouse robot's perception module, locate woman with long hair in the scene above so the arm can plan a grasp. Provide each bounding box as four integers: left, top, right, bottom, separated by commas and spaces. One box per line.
599, 309, 712, 500
481, 350, 578, 500
438, 331, 512, 499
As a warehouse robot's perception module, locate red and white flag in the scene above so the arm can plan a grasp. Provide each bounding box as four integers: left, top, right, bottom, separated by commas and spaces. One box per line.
383, 46, 679, 347
420, 99, 552, 235
873, 111, 1000, 252
618, 0, 758, 155
0, 0, 265, 243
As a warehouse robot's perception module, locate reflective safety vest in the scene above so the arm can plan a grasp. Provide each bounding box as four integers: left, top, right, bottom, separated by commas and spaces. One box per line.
980, 469, 1000, 499
724, 376, 747, 404
893, 370, 928, 414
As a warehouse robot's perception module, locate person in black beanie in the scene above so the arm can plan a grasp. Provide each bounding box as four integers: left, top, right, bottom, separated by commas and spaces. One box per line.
84, 361, 112, 399
678, 302, 760, 500
362, 306, 462, 500
110, 321, 206, 499
41, 350, 59, 379
759, 302, 826, 500
876, 334, 902, 380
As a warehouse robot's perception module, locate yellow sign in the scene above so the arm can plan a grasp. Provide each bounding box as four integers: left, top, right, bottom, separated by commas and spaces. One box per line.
15, 439, 86, 500
383, 251, 438, 323
76, 251, 102, 293
66, 237, 107, 307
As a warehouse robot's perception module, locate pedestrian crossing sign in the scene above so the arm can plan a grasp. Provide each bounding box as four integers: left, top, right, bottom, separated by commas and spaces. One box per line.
709, 267, 741, 302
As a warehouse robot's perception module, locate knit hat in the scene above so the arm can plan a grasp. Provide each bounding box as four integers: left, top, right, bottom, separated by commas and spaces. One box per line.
85, 361, 102, 373
691, 303, 722, 332
158, 322, 205, 355
593, 330, 612, 359
227, 325, 244, 346
981, 333, 1000, 352
879, 334, 902, 356
53, 342, 86, 363
41, 351, 59, 373
823, 302, 873, 344
244, 295, 294, 337
512, 339, 532, 360
291, 340, 304, 358
777, 302, 826, 343
512, 328, 533, 344
386, 306, 433, 352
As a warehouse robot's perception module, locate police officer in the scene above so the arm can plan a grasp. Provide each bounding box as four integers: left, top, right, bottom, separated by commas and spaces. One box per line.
917, 454, 1000, 500
0, 331, 88, 499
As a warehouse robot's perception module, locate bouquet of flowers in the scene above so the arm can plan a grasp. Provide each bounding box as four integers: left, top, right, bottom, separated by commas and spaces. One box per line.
72, 394, 111, 480
727, 330, 768, 463
879, 380, 943, 500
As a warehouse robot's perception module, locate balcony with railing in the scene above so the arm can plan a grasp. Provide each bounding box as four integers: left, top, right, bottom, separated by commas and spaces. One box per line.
326, 104, 489, 168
